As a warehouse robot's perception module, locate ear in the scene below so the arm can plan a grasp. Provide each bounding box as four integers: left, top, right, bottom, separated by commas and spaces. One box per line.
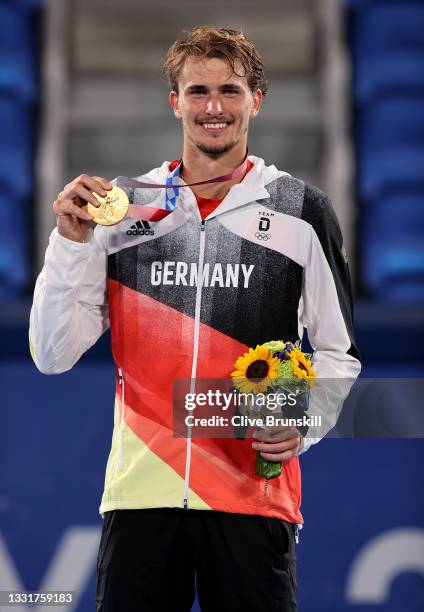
250, 88, 263, 118
169, 90, 182, 119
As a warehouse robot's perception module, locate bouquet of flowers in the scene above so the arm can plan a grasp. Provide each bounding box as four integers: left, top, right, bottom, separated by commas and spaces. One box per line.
231, 340, 317, 479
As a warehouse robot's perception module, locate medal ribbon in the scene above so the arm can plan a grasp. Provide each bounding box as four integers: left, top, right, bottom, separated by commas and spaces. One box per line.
116, 153, 249, 222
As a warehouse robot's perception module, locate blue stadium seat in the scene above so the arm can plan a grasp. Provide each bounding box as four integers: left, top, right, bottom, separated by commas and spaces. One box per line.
0, 189, 29, 298
364, 192, 424, 239
0, 1, 39, 298
350, 3, 424, 101
0, 0, 42, 6
374, 274, 424, 302
0, 4, 37, 100
361, 194, 424, 301
363, 249, 424, 302
357, 97, 424, 199
354, 55, 424, 102
347, 1, 424, 302
359, 147, 424, 201
0, 93, 33, 196
359, 97, 424, 150
352, 3, 424, 59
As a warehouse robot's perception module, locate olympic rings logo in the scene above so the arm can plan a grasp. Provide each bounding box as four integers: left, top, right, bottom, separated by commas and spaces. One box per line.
255, 231, 271, 241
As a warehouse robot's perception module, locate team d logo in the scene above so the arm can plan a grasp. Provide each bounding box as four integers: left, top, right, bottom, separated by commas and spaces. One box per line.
256, 216, 271, 241
258, 217, 270, 232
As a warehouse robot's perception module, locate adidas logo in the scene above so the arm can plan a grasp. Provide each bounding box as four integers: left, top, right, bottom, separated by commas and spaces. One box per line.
126, 220, 155, 236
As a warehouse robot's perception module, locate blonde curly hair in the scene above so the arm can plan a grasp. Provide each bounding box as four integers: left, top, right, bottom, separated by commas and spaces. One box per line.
163, 26, 268, 96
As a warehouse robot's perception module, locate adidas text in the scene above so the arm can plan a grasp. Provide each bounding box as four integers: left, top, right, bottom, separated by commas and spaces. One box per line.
126, 228, 155, 236
127, 220, 155, 236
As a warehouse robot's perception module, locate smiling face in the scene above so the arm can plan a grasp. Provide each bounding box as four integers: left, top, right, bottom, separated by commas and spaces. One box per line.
169, 56, 262, 159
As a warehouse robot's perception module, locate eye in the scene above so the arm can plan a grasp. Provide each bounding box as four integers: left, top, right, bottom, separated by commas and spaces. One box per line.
190, 89, 206, 97
223, 88, 239, 96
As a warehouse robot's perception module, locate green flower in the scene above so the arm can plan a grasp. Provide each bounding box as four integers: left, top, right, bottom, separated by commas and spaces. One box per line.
271, 360, 298, 392
276, 360, 296, 380
262, 340, 286, 353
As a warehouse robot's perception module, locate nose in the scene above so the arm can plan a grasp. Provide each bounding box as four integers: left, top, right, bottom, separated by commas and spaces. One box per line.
205, 93, 223, 115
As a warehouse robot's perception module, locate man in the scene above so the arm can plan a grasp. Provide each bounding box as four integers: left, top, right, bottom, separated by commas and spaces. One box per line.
30, 26, 361, 612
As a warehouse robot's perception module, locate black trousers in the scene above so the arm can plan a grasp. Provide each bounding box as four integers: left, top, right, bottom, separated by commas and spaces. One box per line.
96, 508, 297, 612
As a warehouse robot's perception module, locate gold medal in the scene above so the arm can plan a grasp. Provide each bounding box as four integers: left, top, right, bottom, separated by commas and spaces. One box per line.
87, 186, 129, 226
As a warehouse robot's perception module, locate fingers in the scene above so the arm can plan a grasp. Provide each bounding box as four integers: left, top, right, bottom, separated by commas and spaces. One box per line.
53, 174, 113, 222
75, 174, 112, 196
52, 173, 112, 241
253, 425, 299, 442
53, 198, 93, 221
259, 449, 299, 462
71, 183, 104, 208
92, 176, 113, 191
252, 435, 299, 454
252, 434, 301, 462
62, 174, 112, 202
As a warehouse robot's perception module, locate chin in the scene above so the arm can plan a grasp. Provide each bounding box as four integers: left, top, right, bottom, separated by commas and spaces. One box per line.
195, 140, 237, 159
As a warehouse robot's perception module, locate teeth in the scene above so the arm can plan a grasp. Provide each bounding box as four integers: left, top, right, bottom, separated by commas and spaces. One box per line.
202, 123, 228, 129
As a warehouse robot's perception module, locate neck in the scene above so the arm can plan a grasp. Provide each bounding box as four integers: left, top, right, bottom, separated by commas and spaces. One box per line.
180, 140, 248, 199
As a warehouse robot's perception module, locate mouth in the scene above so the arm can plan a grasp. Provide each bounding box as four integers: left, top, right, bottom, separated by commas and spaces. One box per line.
198, 121, 231, 134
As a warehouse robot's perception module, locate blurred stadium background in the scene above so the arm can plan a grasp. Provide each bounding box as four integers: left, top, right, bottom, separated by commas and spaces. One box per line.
0, 0, 423, 610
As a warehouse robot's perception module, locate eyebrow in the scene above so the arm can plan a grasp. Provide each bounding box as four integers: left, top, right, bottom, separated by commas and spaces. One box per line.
186, 84, 243, 92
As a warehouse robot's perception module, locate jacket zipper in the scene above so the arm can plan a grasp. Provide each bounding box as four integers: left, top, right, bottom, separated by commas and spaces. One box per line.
182, 219, 206, 509
117, 367, 125, 470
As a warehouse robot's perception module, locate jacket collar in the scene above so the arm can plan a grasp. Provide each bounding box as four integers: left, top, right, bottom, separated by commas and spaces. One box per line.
138, 155, 290, 220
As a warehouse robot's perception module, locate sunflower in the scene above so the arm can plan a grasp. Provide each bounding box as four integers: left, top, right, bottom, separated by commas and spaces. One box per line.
289, 348, 317, 380
231, 345, 280, 393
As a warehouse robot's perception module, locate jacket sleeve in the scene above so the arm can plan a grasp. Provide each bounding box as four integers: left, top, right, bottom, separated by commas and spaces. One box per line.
297, 184, 362, 454
29, 227, 109, 374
